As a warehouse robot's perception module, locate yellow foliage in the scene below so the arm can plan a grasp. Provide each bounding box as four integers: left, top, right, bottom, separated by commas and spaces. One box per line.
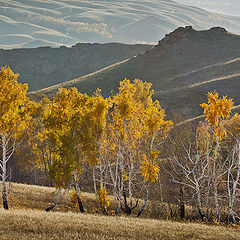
123, 169, 128, 181
43, 87, 109, 186
97, 187, 110, 210
200, 91, 234, 139
143, 100, 173, 139
112, 78, 172, 143
140, 153, 160, 182
71, 191, 84, 207
0, 66, 35, 137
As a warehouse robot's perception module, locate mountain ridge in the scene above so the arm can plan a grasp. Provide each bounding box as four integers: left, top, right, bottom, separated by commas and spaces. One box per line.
0, 42, 152, 91
30, 26, 240, 119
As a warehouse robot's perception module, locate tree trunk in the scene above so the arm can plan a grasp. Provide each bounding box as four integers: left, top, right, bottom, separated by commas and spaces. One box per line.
128, 158, 134, 208
2, 134, 8, 210
114, 157, 119, 216
2, 179, 8, 210
196, 184, 206, 221
180, 202, 185, 219
92, 168, 98, 201
137, 182, 150, 217
228, 207, 236, 224
46, 187, 62, 212
76, 193, 85, 213
122, 191, 132, 215
117, 164, 124, 215
214, 183, 220, 221
113, 184, 118, 215
205, 178, 211, 218
73, 172, 85, 213
213, 138, 220, 222
179, 188, 185, 219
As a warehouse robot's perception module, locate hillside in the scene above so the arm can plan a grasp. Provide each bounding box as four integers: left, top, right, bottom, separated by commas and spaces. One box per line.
33, 26, 240, 119
2, 209, 240, 240
0, 43, 152, 90
1, 183, 240, 240
1, 0, 240, 48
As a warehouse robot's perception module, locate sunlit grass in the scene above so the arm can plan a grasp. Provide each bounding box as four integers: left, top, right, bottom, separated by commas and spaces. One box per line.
1, 208, 240, 240
0, 182, 240, 239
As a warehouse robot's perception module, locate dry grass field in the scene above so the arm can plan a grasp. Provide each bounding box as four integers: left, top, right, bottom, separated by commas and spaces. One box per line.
1, 209, 240, 240
1, 182, 97, 214
0, 182, 240, 239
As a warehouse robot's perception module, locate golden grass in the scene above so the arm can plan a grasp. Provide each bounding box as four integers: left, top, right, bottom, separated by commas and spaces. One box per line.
0, 182, 240, 239
0, 182, 99, 214
1, 182, 147, 216
1, 208, 240, 240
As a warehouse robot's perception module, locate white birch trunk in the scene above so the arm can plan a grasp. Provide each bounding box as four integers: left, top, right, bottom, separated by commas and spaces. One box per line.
1, 133, 8, 210
46, 187, 62, 212
137, 182, 150, 217
213, 138, 220, 221
73, 171, 85, 213
227, 141, 240, 223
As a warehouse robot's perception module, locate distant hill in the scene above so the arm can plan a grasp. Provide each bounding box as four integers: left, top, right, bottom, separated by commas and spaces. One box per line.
1, 0, 240, 48
0, 43, 152, 91
33, 26, 240, 119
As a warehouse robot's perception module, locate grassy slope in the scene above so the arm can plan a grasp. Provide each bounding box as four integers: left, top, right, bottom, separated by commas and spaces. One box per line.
1, 0, 240, 48
1, 209, 240, 240
3, 182, 96, 214
0, 43, 152, 91
0, 183, 240, 240
32, 27, 240, 119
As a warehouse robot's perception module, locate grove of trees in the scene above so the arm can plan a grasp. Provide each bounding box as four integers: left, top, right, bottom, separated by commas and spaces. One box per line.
1, 66, 240, 224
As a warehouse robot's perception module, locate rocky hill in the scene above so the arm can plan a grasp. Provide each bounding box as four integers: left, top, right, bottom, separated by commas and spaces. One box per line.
33, 26, 240, 119
1, 0, 240, 48
0, 43, 152, 90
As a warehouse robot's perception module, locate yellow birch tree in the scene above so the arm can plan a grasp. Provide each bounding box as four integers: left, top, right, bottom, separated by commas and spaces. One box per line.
0, 66, 36, 209
200, 91, 233, 221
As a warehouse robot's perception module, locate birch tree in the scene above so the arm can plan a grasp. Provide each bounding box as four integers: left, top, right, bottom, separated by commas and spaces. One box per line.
170, 126, 209, 220
201, 91, 233, 221
0, 66, 35, 209
80, 90, 110, 214
224, 113, 240, 223
108, 79, 172, 216
43, 88, 89, 212
137, 95, 172, 217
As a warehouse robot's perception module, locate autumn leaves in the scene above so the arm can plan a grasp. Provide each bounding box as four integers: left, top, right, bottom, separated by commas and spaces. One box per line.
201, 91, 234, 139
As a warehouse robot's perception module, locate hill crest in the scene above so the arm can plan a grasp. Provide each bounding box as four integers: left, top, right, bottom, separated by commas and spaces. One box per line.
31, 26, 240, 119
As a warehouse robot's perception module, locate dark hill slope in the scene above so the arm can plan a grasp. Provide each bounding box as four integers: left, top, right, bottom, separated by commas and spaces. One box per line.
33, 27, 240, 119
0, 42, 152, 91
